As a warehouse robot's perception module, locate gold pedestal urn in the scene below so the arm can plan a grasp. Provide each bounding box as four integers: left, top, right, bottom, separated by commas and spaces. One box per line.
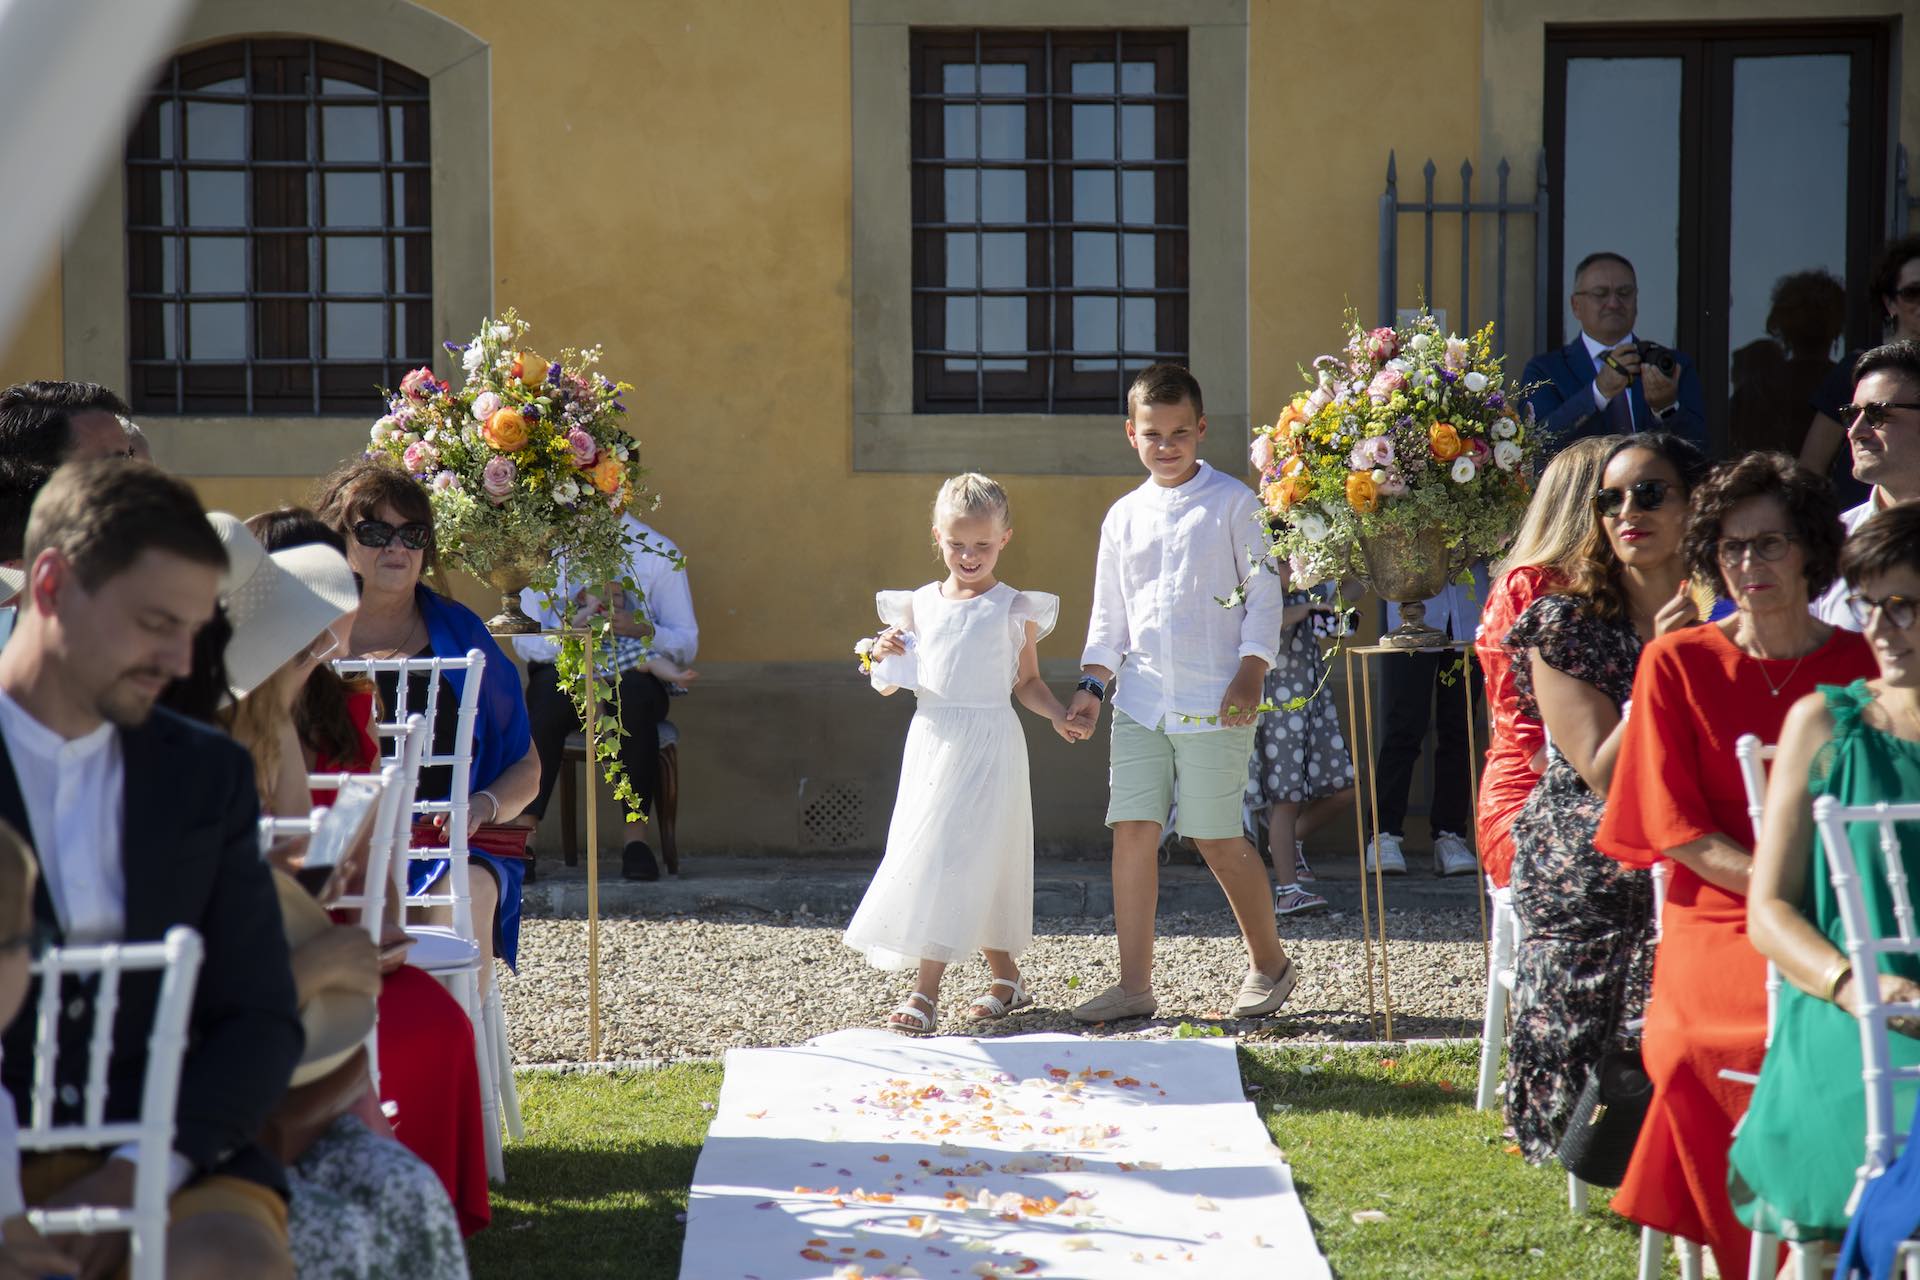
1358, 524, 1455, 649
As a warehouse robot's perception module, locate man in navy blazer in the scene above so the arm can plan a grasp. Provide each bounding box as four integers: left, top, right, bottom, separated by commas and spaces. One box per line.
1523, 252, 1709, 456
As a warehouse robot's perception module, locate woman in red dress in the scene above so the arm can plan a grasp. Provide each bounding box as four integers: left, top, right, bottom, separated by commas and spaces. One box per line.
1475, 435, 1621, 887
1597, 454, 1874, 1276
252, 507, 493, 1237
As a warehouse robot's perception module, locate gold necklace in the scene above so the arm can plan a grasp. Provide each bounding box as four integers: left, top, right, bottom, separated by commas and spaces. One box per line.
357, 611, 423, 661
1737, 622, 1814, 698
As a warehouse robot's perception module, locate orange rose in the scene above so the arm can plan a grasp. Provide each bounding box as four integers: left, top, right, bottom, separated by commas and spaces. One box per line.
1280, 454, 1307, 478
1260, 481, 1287, 514
589, 454, 624, 494
1277, 401, 1308, 436
1346, 470, 1379, 514
482, 407, 529, 452
1278, 473, 1311, 508
1429, 422, 1463, 461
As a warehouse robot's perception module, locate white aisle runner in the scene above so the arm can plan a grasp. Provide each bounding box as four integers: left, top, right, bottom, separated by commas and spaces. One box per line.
680, 1030, 1328, 1279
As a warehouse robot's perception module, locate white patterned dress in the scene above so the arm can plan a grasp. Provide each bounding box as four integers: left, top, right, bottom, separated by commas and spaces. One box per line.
1245, 588, 1355, 807
843, 581, 1058, 970
287, 1116, 469, 1279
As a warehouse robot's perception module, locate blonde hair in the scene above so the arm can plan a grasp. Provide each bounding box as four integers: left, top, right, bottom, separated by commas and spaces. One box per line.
0, 820, 36, 936
931, 473, 1010, 532
219, 662, 303, 809
1493, 435, 1622, 580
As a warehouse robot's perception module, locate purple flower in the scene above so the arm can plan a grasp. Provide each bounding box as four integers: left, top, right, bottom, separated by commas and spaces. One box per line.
443, 340, 467, 354
547, 361, 563, 385
481, 456, 516, 503
1438, 367, 1458, 384
522, 402, 542, 422
1486, 391, 1506, 411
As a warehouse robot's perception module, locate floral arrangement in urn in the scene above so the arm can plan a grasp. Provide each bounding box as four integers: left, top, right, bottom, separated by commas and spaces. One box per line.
1252, 311, 1540, 644
369, 308, 661, 817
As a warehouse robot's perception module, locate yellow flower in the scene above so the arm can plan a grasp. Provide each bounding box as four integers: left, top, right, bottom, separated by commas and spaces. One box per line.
482, 407, 530, 453
1345, 470, 1379, 514
1428, 422, 1462, 461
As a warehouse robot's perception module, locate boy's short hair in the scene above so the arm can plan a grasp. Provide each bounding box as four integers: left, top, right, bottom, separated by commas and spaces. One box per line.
0, 820, 38, 935
1126, 364, 1204, 420
23, 459, 226, 592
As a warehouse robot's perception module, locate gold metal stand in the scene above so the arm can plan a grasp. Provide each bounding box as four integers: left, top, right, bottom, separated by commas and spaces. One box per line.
1341, 639, 1487, 1041
494, 625, 603, 1061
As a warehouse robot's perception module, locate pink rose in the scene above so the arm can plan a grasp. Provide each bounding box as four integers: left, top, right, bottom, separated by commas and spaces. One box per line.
1250, 434, 1276, 473
1466, 437, 1491, 467
432, 470, 459, 492
1365, 327, 1399, 362
471, 391, 501, 421
1367, 368, 1406, 403
1348, 435, 1395, 470
402, 440, 438, 473
399, 367, 439, 403
566, 427, 598, 468
481, 456, 516, 504
1444, 337, 1470, 370
1376, 468, 1409, 496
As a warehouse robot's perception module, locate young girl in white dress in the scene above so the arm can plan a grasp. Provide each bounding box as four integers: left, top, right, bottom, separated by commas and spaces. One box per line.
844, 473, 1081, 1035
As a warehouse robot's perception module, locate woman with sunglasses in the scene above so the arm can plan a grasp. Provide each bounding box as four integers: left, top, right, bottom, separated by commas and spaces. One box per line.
1800, 235, 1920, 506
1598, 452, 1873, 1276
312, 459, 540, 1000
1500, 433, 1704, 1163
1728, 501, 1920, 1273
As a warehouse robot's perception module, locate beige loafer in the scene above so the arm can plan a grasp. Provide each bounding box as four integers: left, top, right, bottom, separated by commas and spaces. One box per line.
1231, 959, 1298, 1018
1069, 983, 1158, 1024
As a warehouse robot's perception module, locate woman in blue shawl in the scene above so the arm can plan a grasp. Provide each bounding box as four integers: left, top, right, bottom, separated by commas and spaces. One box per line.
315, 460, 539, 989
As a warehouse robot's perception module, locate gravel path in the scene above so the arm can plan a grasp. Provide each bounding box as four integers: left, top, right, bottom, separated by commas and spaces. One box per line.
499, 905, 1489, 1064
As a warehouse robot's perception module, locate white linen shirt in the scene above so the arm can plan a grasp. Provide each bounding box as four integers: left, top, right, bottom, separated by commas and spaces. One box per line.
1813, 491, 1890, 630
1082, 462, 1284, 733
512, 517, 699, 666
0, 688, 123, 943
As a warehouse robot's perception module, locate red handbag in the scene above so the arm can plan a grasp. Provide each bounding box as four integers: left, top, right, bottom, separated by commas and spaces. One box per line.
410, 819, 534, 860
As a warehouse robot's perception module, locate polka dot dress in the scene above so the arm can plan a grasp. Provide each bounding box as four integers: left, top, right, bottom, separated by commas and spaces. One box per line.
1246, 590, 1355, 807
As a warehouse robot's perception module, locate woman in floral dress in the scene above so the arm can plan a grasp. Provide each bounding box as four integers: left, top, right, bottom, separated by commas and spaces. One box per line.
1502, 433, 1707, 1161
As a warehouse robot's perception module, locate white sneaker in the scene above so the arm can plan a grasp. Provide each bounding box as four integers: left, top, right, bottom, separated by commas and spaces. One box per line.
1434, 830, 1478, 877
1366, 833, 1406, 875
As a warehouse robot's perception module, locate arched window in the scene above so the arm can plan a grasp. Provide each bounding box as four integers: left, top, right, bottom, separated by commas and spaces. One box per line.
125, 39, 431, 415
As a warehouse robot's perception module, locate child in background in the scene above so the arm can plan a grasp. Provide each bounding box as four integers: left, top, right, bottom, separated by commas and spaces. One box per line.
844, 474, 1081, 1035
1248, 579, 1355, 915
0, 821, 79, 1277
1065, 363, 1301, 1022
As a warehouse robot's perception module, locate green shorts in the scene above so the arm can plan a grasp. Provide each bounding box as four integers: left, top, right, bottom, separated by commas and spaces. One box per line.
1106, 708, 1256, 840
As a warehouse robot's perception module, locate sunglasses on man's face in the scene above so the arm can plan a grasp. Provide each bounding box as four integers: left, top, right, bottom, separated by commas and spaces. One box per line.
352, 519, 431, 551
1837, 401, 1920, 429
1592, 479, 1672, 518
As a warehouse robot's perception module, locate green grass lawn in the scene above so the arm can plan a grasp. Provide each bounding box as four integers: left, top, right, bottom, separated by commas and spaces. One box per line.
470, 1044, 1643, 1279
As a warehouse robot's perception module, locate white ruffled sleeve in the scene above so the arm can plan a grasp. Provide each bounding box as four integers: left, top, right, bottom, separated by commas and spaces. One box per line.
1009, 590, 1060, 647
876, 590, 916, 633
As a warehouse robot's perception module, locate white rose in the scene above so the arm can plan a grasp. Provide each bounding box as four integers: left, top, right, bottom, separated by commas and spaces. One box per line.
1493, 418, 1517, 440
1409, 333, 1432, 351
1451, 457, 1477, 483
1463, 371, 1488, 393
370, 418, 395, 444
1494, 440, 1523, 472
1370, 467, 1389, 484
461, 344, 485, 375
1297, 511, 1330, 543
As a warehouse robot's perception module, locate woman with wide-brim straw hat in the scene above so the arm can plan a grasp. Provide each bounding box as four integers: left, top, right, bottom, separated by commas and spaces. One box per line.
195, 512, 469, 1279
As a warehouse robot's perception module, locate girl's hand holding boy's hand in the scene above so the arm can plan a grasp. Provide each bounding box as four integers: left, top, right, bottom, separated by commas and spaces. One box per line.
1064, 689, 1102, 738
1050, 712, 1087, 743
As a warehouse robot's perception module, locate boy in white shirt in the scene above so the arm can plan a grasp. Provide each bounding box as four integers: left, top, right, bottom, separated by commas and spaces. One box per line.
1064, 365, 1301, 1022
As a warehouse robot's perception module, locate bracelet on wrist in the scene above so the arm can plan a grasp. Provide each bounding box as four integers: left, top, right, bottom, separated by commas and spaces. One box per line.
476, 790, 500, 825
1076, 675, 1107, 702
1824, 959, 1854, 1004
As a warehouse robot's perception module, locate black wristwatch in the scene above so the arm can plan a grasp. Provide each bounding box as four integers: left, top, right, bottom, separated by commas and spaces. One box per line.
1076, 675, 1107, 702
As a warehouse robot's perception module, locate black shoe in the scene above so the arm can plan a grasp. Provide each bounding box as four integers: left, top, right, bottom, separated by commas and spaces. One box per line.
622, 841, 659, 881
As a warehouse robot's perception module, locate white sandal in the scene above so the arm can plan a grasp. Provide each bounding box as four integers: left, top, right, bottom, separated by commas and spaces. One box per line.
967, 976, 1033, 1021
887, 991, 937, 1037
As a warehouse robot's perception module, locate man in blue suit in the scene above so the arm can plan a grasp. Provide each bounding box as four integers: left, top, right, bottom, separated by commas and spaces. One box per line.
1523, 251, 1709, 457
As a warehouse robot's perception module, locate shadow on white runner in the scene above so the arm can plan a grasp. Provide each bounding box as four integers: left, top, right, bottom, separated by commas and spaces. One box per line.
681, 1029, 1328, 1279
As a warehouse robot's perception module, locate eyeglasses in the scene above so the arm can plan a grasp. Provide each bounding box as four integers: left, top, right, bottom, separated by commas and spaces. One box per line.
1846, 592, 1919, 631
1715, 532, 1799, 566
352, 519, 431, 551
1592, 479, 1671, 518
1837, 402, 1920, 428
1574, 286, 1638, 303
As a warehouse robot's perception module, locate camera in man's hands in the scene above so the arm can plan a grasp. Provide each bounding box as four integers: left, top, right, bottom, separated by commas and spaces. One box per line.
1634, 341, 1678, 378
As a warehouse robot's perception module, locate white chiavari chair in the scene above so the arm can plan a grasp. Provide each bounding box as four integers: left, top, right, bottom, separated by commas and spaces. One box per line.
331, 653, 515, 1181
18, 926, 203, 1280
1817, 795, 1920, 1279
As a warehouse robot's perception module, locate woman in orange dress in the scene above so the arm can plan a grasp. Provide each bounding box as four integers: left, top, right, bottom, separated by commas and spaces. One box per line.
1597, 453, 1874, 1276
1475, 435, 1619, 887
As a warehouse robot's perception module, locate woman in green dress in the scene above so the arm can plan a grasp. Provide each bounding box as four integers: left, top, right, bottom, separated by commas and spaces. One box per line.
1734, 500, 1920, 1257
